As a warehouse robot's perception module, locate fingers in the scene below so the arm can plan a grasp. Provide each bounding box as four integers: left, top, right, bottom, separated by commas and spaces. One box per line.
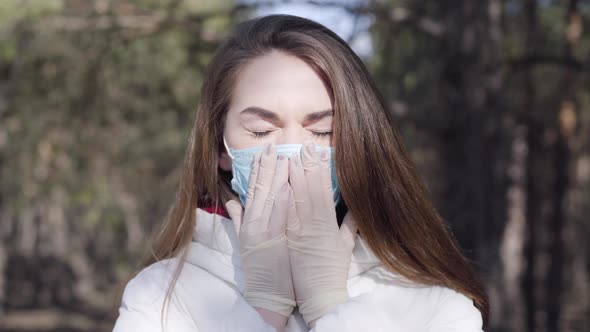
285, 183, 302, 238
318, 148, 334, 208
225, 199, 244, 235
238, 141, 336, 243
245, 151, 263, 211
248, 143, 277, 218
301, 142, 323, 211
268, 183, 291, 238
261, 155, 289, 225
340, 211, 358, 250
289, 151, 308, 229
241, 142, 289, 237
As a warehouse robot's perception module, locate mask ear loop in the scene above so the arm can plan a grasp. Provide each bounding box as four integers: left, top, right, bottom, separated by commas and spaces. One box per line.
222, 135, 234, 159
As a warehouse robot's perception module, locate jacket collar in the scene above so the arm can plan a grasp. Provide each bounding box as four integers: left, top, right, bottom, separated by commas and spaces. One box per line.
184, 208, 381, 295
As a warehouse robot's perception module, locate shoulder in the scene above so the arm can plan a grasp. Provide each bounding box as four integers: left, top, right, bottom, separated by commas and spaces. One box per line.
114, 257, 267, 332
374, 278, 483, 331
113, 258, 198, 332
340, 267, 483, 331
424, 285, 484, 331
120, 259, 178, 305
118, 256, 223, 310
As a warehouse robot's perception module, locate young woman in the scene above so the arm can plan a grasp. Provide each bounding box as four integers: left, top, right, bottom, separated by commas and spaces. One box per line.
113, 14, 489, 332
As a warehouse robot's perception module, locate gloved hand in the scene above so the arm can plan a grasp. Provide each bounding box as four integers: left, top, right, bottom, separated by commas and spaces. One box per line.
225, 143, 296, 318
287, 142, 358, 325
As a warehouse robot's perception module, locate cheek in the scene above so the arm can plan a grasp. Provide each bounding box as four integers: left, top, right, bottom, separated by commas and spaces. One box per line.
223, 116, 250, 148
218, 150, 232, 171
224, 130, 262, 149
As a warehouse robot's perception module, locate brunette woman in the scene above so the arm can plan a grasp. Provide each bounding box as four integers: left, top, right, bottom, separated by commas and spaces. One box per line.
113, 14, 488, 332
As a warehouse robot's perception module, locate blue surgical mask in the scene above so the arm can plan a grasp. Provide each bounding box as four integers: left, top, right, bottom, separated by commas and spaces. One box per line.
223, 136, 341, 207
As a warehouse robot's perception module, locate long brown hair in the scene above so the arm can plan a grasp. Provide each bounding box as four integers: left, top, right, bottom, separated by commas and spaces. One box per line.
133, 14, 489, 326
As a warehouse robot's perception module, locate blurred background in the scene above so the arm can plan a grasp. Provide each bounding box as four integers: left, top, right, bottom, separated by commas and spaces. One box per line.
0, 0, 588, 331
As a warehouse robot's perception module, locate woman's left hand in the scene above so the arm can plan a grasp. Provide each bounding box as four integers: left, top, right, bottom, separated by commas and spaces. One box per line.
286, 142, 358, 326
225, 144, 296, 319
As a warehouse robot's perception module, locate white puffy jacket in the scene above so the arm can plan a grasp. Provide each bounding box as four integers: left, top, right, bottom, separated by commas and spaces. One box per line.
112, 208, 484, 332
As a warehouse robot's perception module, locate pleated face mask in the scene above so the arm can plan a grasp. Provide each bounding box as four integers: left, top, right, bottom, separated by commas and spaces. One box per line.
223, 136, 342, 207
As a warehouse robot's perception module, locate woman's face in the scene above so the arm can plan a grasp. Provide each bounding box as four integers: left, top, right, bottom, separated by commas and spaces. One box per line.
219, 50, 333, 172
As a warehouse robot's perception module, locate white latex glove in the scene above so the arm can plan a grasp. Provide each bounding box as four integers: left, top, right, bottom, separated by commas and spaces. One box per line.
225, 143, 296, 318
287, 142, 358, 325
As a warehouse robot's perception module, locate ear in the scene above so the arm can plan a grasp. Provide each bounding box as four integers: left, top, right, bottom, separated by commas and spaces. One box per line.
219, 149, 232, 171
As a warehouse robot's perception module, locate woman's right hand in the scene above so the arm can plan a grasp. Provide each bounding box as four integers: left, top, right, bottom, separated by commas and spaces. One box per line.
224, 142, 296, 319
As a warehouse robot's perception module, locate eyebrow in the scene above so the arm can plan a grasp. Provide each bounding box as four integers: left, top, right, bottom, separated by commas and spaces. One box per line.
239, 106, 333, 125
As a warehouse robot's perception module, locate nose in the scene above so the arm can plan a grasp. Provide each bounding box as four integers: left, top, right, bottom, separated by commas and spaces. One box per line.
275, 127, 309, 145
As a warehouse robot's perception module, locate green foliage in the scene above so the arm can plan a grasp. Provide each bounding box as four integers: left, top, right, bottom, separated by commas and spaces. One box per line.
0, 0, 237, 316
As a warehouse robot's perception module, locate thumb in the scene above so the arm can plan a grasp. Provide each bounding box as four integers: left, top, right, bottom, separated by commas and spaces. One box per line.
224, 199, 244, 235
340, 211, 358, 250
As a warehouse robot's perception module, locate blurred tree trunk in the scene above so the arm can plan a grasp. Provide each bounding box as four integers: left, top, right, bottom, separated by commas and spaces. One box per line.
521, 1, 543, 331
547, 0, 580, 330
436, 0, 506, 288
0, 81, 6, 315
519, 1, 586, 331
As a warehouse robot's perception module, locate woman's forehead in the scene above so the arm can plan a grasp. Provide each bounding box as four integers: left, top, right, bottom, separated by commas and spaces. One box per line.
228, 50, 332, 119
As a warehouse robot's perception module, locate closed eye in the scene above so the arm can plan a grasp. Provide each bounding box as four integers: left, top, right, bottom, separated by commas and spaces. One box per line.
252, 131, 332, 139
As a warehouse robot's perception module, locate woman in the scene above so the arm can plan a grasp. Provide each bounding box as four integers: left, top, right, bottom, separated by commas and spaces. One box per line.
113, 14, 488, 332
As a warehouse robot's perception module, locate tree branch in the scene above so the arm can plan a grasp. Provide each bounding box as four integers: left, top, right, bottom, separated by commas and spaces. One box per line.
509, 54, 589, 72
